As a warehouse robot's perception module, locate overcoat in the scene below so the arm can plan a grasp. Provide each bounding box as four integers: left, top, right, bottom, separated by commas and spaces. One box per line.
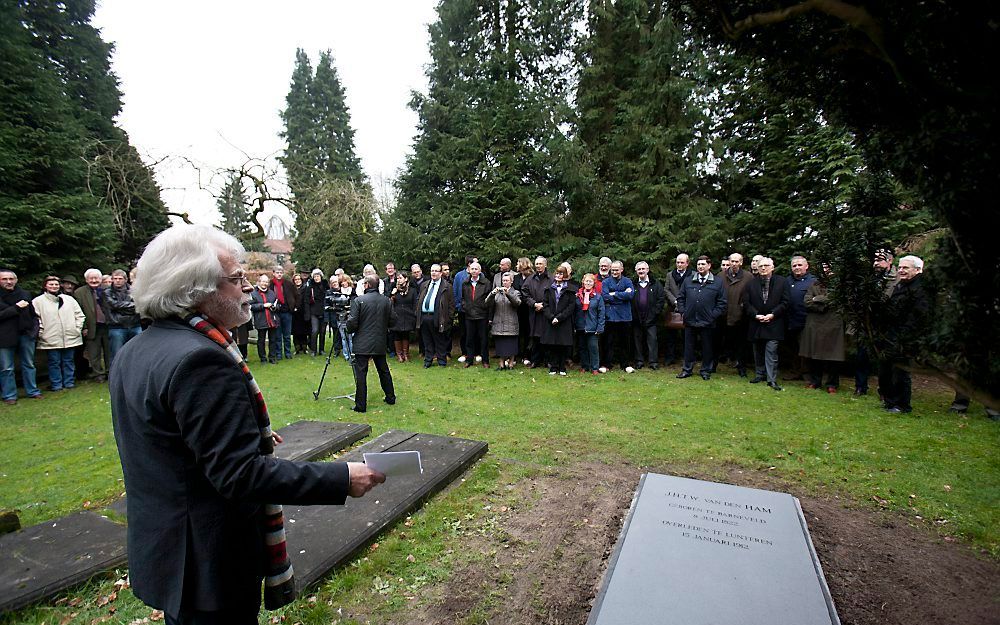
744, 274, 790, 341
110, 319, 349, 616
540, 282, 577, 346
799, 283, 846, 361
486, 287, 521, 336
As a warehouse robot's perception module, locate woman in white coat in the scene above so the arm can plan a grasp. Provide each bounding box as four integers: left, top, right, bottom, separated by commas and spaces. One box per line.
32, 276, 85, 391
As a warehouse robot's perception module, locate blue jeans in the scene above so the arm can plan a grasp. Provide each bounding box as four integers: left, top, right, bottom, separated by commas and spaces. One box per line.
0, 334, 41, 400
109, 326, 142, 367
275, 311, 293, 359
46, 348, 76, 390
338, 323, 354, 361
578, 333, 600, 372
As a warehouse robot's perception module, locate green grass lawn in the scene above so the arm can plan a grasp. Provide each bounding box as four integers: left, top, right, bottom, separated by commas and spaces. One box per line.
1, 351, 997, 624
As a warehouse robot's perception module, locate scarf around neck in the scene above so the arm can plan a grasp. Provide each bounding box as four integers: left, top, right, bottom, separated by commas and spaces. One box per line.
183, 312, 296, 609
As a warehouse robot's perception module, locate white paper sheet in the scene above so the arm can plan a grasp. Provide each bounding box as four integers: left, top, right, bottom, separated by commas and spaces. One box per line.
363, 450, 423, 476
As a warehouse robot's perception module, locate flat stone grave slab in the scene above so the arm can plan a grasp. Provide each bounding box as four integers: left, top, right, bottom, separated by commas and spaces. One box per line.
108, 420, 371, 518
588, 473, 840, 625
0, 512, 127, 612
282, 430, 489, 591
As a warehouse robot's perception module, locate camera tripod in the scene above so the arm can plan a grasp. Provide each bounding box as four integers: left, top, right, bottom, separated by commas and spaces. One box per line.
312, 331, 356, 402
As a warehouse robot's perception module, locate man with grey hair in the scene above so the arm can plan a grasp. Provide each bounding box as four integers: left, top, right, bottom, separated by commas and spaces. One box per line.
745, 256, 789, 390
74, 268, 111, 382
631, 261, 664, 370
493, 258, 512, 289
879, 254, 929, 414
110, 224, 384, 623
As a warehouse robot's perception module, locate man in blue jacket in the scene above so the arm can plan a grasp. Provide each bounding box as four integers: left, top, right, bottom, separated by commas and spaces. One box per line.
676, 256, 728, 380
602, 260, 635, 372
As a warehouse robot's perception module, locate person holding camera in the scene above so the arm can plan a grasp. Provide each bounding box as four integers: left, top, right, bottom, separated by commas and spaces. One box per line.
389, 272, 417, 362
250, 274, 279, 364
486, 271, 521, 370
327, 274, 356, 361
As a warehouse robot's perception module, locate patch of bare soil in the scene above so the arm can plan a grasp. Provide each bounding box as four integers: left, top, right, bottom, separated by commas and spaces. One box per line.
384, 461, 1000, 625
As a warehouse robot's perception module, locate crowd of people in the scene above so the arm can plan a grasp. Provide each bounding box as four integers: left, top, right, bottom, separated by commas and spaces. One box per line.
5, 243, 991, 418
230, 248, 939, 414
0, 268, 141, 404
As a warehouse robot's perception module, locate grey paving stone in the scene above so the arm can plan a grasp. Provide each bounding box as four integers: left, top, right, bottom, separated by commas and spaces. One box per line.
588, 473, 840, 625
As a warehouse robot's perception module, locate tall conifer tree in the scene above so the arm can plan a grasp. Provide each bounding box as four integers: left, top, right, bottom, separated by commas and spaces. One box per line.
383, 0, 582, 267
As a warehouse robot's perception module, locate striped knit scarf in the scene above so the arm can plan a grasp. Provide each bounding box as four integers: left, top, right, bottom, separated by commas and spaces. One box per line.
184, 312, 296, 609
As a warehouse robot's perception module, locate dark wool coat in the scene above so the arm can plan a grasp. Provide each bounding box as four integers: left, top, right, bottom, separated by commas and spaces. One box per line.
273, 278, 299, 313
347, 288, 397, 355
389, 287, 418, 333
540, 282, 577, 346
110, 319, 349, 616
301, 279, 328, 317
676, 273, 727, 328
74, 285, 104, 337
250, 287, 277, 330
461, 274, 492, 320
415, 279, 454, 333
799, 282, 846, 361
744, 274, 790, 342
630, 278, 666, 326
0, 286, 37, 348
521, 271, 553, 337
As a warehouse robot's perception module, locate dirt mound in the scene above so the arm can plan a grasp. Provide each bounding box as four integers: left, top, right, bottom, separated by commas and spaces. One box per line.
377, 461, 1000, 624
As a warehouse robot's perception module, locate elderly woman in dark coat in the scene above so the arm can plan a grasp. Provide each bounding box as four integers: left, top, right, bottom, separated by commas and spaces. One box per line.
389, 271, 418, 362
541, 262, 577, 375
799, 268, 846, 392
486, 271, 522, 370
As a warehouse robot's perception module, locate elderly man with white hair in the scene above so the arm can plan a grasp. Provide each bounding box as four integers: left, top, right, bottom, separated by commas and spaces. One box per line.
110, 224, 384, 624
878, 254, 930, 414
74, 267, 111, 381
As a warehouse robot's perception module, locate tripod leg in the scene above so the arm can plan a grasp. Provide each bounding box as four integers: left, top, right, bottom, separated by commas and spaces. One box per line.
312, 350, 335, 400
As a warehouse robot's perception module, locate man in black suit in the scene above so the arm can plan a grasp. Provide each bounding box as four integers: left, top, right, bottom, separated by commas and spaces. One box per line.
744, 256, 790, 391
416, 264, 454, 367
347, 275, 397, 413
110, 225, 385, 624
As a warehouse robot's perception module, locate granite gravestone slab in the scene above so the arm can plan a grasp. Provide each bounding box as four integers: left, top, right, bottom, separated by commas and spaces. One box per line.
588, 473, 839, 625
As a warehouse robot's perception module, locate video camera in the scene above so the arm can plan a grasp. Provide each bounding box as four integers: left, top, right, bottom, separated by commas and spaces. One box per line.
324, 291, 352, 322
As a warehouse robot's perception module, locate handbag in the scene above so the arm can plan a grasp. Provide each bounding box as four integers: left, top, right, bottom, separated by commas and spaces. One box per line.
666, 311, 684, 330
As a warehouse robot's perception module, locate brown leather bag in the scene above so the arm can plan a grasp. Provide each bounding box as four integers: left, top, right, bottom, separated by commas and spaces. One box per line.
666, 311, 684, 330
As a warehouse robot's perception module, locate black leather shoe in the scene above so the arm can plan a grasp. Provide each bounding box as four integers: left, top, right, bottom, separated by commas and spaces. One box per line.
424, 361, 433, 368
352, 406, 366, 413
768, 382, 783, 391
700, 372, 711, 381
384, 397, 396, 405
649, 364, 658, 371
737, 368, 747, 378
853, 388, 868, 396
676, 372, 693, 379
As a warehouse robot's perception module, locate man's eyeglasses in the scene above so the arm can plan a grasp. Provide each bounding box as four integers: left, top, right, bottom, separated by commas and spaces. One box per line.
220, 272, 251, 285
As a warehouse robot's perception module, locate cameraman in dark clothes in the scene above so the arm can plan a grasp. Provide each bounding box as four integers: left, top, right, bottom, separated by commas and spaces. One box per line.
346, 276, 397, 413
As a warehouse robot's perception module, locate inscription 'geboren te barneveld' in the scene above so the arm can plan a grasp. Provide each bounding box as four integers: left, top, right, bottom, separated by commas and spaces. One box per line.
588, 473, 840, 625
